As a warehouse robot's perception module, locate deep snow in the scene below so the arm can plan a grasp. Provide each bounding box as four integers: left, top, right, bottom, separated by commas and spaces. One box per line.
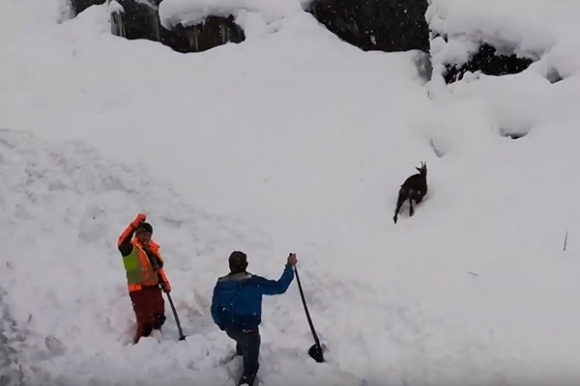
1, 0, 580, 385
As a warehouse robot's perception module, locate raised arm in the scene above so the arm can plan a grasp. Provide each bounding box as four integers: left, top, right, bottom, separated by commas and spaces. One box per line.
254, 263, 295, 295
117, 213, 146, 257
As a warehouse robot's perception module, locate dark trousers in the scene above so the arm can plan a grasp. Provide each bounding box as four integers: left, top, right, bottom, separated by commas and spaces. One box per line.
129, 286, 166, 344
226, 328, 261, 386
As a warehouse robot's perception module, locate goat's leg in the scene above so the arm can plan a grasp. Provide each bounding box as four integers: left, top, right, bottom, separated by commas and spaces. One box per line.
393, 201, 402, 223
393, 192, 405, 223
408, 197, 414, 217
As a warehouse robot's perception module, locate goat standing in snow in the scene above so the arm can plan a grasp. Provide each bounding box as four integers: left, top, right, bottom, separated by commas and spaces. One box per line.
393, 162, 428, 224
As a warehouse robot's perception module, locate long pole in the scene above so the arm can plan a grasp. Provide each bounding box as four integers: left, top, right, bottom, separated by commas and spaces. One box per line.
295, 266, 324, 362
143, 241, 186, 341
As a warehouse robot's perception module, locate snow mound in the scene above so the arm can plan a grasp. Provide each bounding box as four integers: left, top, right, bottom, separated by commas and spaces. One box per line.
159, 0, 309, 29
428, 0, 580, 81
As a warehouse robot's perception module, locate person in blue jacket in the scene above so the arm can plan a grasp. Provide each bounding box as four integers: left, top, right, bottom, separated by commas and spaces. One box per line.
211, 251, 297, 386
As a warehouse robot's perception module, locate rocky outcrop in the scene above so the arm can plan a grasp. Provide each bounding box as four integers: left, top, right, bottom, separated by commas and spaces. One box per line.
163, 16, 245, 54
442, 43, 535, 84
71, 0, 244, 53
117, 0, 162, 41
72, 0, 537, 88
73, 0, 429, 54
306, 0, 430, 53
72, 0, 162, 41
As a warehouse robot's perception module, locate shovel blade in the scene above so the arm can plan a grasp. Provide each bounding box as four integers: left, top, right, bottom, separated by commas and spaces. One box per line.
308, 344, 324, 363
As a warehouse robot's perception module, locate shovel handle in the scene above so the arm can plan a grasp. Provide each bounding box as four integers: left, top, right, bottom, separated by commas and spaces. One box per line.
295, 266, 321, 346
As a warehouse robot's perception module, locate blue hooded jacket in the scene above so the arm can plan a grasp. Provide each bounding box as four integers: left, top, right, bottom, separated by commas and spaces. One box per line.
211, 264, 295, 331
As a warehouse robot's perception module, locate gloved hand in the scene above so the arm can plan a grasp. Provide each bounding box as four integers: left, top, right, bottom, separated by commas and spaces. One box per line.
160, 280, 171, 293
131, 213, 146, 228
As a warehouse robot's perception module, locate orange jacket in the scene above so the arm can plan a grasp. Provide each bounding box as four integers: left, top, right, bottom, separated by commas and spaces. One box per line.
117, 223, 171, 293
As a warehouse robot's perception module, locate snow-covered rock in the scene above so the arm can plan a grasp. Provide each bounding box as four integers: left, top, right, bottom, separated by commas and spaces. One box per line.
427, 0, 580, 85
108, 0, 124, 14
158, 0, 308, 29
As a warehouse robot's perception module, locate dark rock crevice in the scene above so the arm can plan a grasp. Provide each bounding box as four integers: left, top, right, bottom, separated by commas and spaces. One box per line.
307, 0, 430, 53
164, 16, 245, 54
71, 0, 106, 16
443, 43, 535, 84
113, 0, 162, 41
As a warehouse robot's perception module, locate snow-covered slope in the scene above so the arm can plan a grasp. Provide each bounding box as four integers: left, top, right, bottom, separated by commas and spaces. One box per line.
0, 129, 359, 385
1, 0, 580, 385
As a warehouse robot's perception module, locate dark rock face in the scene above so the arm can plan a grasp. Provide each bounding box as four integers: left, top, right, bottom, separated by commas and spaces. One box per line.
116, 0, 162, 41
72, 0, 427, 55
71, 0, 105, 15
165, 16, 246, 53
443, 43, 534, 84
307, 0, 429, 53
70, 0, 161, 40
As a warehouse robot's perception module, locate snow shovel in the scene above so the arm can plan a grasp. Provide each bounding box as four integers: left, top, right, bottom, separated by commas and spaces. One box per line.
165, 290, 187, 341
143, 243, 187, 342
294, 266, 325, 363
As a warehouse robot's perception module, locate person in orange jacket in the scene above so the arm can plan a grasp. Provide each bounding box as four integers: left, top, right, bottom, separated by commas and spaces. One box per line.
117, 213, 172, 344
